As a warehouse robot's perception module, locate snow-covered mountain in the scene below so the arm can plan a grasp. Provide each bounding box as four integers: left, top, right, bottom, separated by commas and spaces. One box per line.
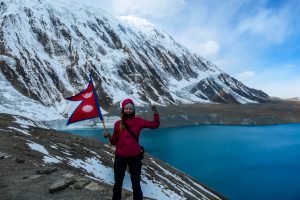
0, 0, 270, 120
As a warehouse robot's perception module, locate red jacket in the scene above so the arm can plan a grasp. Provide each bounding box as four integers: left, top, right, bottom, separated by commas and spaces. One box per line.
110, 114, 160, 157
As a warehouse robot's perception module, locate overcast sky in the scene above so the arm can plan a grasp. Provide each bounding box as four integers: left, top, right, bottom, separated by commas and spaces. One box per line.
67, 0, 300, 98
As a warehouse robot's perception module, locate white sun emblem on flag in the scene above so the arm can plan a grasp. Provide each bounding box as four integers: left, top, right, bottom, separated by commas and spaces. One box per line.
82, 105, 94, 113
82, 92, 93, 99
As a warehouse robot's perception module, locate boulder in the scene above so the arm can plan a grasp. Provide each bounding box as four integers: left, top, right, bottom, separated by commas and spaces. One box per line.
49, 177, 76, 193
28, 174, 42, 179
84, 182, 104, 191
73, 178, 91, 189
15, 158, 25, 163
0, 152, 9, 159
37, 167, 58, 174
62, 172, 74, 178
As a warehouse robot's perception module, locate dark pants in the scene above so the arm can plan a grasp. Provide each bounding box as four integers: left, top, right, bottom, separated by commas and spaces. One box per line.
112, 155, 143, 200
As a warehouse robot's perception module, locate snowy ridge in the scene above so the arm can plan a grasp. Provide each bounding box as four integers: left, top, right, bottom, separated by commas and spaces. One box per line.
0, 0, 270, 122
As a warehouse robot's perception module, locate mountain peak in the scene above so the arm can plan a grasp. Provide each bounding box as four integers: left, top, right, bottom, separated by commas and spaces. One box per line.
0, 0, 270, 120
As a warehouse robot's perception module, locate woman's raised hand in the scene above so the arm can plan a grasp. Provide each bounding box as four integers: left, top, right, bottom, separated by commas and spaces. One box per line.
151, 105, 158, 114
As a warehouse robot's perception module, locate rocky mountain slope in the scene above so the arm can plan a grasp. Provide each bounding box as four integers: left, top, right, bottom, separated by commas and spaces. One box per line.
0, 113, 226, 200
0, 0, 270, 122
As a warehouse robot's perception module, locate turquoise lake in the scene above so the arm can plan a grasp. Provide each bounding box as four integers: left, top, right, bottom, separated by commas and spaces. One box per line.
64, 124, 300, 200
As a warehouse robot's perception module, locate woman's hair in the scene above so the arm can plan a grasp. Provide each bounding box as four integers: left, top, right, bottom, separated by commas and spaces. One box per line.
120, 113, 125, 131
119, 98, 135, 130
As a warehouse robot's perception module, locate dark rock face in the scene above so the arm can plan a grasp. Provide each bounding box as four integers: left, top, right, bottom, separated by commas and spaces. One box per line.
189, 73, 270, 104
217, 73, 269, 103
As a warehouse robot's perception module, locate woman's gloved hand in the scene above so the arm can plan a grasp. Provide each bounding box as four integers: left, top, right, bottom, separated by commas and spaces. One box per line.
151, 105, 158, 114
103, 130, 111, 139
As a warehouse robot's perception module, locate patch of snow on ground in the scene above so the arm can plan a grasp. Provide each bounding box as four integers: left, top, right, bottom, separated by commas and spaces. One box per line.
50, 145, 58, 149
13, 116, 36, 127
84, 147, 101, 158
27, 141, 49, 155
150, 158, 221, 200
61, 150, 72, 156
43, 155, 62, 164
68, 155, 186, 199
26, 140, 62, 163
8, 126, 31, 135
141, 173, 184, 200
69, 157, 114, 182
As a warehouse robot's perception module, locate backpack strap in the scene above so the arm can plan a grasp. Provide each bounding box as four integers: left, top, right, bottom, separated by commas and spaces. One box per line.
123, 122, 139, 142
123, 122, 145, 155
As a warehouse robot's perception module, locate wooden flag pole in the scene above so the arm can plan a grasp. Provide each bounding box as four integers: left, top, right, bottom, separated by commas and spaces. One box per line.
101, 120, 107, 130
101, 119, 115, 164
89, 73, 115, 165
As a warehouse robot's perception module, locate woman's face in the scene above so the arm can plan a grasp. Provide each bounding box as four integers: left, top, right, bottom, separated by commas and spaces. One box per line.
124, 107, 134, 115
123, 103, 135, 118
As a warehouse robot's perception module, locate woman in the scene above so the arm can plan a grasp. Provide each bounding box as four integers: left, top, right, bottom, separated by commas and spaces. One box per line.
104, 98, 160, 200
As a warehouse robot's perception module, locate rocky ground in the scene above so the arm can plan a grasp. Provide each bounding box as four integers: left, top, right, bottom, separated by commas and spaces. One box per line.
0, 114, 124, 200
0, 113, 226, 200
0, 157, 119, 200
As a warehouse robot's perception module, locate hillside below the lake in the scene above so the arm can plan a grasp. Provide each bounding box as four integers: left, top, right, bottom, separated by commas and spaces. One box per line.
0, 113, 226, 200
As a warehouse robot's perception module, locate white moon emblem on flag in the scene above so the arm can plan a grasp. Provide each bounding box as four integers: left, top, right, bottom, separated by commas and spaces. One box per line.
82, 105, 93, 113
82, 92, 93, 99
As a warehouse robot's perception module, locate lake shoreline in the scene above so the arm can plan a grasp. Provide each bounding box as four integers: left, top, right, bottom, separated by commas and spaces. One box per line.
45, 100, 300, 130
153, 101, 300, 128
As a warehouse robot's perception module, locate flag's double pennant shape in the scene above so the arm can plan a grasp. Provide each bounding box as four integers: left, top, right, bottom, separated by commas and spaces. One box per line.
66, 78, 103, 125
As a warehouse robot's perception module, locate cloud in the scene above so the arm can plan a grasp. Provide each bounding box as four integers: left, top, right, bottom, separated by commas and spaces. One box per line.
258, 79, 300, 98
236, 71, 256, 81
198, 40, 220, 56
235, 67, 300, 98
162, 1, 296, 66
236, 7, 290, 43
65, 0, 186, 18
111, 0, 186, 18
285, 64, 296, 68
169, 24, 223, 60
